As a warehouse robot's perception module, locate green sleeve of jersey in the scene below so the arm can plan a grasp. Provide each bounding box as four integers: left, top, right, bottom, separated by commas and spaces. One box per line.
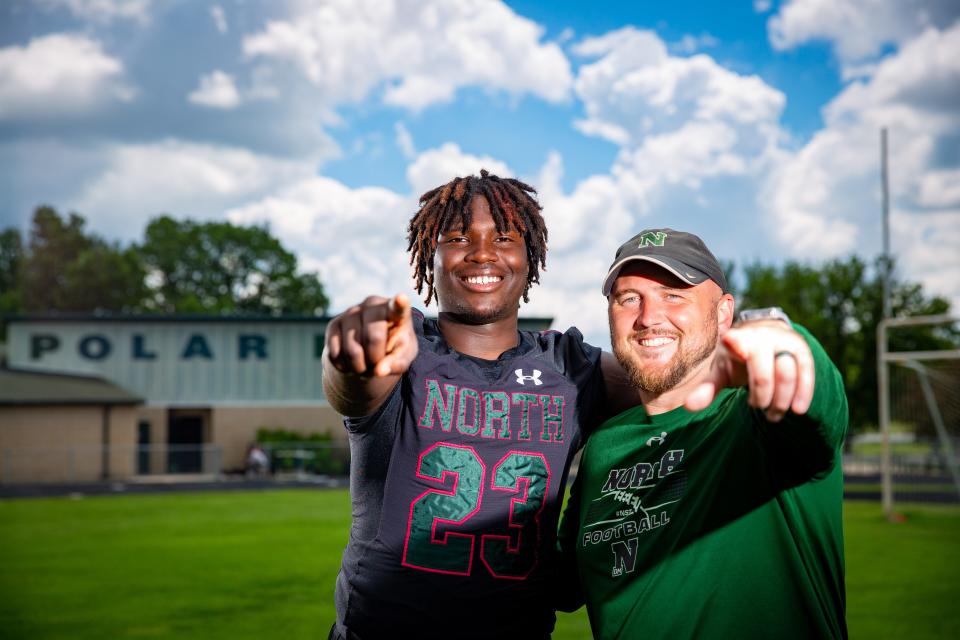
755, 323, 849, 482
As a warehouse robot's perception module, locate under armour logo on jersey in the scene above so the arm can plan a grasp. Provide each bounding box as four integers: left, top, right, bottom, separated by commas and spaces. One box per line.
515, 369, 543, 386
646, 431, 667, 447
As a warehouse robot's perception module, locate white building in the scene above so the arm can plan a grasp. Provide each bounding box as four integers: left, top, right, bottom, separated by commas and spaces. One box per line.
1, 314, 552, 484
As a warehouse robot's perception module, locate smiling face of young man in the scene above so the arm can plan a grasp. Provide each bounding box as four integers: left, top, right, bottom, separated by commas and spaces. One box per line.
432, 195, 530, 326
608, 261, 734, 401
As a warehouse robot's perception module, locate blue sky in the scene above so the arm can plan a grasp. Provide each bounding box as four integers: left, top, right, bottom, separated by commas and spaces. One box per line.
1, 0, 958, 348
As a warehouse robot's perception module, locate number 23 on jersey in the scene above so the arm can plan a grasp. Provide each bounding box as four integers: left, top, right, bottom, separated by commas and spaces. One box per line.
402, 442, 551, 580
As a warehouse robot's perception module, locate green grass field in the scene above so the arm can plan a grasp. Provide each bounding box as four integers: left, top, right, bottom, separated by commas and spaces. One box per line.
1, 490, 958, 639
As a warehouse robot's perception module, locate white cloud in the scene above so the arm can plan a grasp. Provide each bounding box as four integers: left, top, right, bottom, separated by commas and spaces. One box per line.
528, 153, 634, 347
227, 176, 414, 311
72, 139, 317, 240
823, 26, 960, 132
840, 62, 880, 82
768, 0, 959, 64
765, 22, 960, 308
383, 75, 457, 112
210, 5, 228, 34
38, 0, 154, 24
572, 27, 786, 213
534, 152, 625, 253
754, 0, 773, 13
0, 33, 133, 120
188, 70, 241, 109
670, 33, 719, 55
916, 170, 960, 208
406, 143, 513, 196
245, 65, 282, 101
892, 209, 960, 307
761, 127, 866, 257
573, 28, 785, 148
241, 0, 572, 112
394, 122, 416, 159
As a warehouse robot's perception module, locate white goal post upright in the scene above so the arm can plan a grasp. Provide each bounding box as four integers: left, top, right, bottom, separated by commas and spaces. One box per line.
878, 314, 960, 517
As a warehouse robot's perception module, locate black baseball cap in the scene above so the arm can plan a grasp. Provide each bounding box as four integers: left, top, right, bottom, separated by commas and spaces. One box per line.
601, 228, 728, 295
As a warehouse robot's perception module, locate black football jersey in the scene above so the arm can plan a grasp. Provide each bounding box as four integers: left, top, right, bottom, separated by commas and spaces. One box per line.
334, 310, 603, 639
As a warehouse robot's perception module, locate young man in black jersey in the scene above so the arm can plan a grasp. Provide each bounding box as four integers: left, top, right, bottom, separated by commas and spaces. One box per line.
324, 171, 629, 639
323, 173, 817, 639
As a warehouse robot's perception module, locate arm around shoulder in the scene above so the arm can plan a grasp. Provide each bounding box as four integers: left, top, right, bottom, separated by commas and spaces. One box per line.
599, 351, 644, 420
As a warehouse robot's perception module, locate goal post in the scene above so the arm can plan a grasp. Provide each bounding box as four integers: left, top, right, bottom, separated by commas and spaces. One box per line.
878, 314, 960, 517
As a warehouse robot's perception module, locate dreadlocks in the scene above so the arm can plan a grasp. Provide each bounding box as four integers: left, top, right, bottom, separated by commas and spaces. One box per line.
407, 169, 548, 306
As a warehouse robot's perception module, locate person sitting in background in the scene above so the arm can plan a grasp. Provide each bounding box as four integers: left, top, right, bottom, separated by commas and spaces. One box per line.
246, 443, 269, 477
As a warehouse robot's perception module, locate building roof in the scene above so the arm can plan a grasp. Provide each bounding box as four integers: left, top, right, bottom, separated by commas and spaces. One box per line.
0, 312, 553, 331
3, 312, 331, 324
3, 312, 554, 330
0, 368, 143, 406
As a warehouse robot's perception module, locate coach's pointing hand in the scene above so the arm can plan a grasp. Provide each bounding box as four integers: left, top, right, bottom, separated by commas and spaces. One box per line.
684, 320, 815, 422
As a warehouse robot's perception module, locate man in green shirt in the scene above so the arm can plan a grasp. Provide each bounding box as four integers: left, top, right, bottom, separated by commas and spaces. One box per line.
560, 228, 847, 639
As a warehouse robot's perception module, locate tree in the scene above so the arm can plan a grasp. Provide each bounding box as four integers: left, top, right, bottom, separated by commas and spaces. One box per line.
19, 206, 148, 313
21, 206, 91, 311
59, 244, 150, 312
2, 208, 328, 319
0, 227, 23, 315
138, 216, 328, 315
737, 255, 955, 432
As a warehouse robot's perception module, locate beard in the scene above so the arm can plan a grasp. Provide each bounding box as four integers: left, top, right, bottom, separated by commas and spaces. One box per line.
612, 307, 719, 395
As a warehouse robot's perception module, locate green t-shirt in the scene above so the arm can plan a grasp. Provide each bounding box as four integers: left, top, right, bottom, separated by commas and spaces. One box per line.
561, 326, 848, 639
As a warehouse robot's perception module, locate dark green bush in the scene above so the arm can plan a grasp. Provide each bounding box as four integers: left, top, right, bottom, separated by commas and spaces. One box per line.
255, 428, 348, 475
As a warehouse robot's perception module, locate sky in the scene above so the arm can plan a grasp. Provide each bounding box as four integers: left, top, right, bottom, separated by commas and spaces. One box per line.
1, 0, 958, 349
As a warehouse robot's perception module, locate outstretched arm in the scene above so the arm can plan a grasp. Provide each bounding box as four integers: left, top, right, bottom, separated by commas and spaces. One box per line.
323, 294, 418, 417
684, 319, 816, 422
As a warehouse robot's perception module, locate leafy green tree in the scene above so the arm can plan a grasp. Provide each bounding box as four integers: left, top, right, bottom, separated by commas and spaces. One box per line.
3, 207, 327, 319
138, 216, 328, 315
21, 206, 91, 311
0, 227, 24, 341
0, 227, 23, 315
19, 206, 148, 313
737, 255, 954, 432
59, 244, 149, 312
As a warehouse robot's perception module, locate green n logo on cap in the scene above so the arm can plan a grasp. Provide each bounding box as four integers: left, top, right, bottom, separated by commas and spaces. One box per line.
637, 231, 667, 248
